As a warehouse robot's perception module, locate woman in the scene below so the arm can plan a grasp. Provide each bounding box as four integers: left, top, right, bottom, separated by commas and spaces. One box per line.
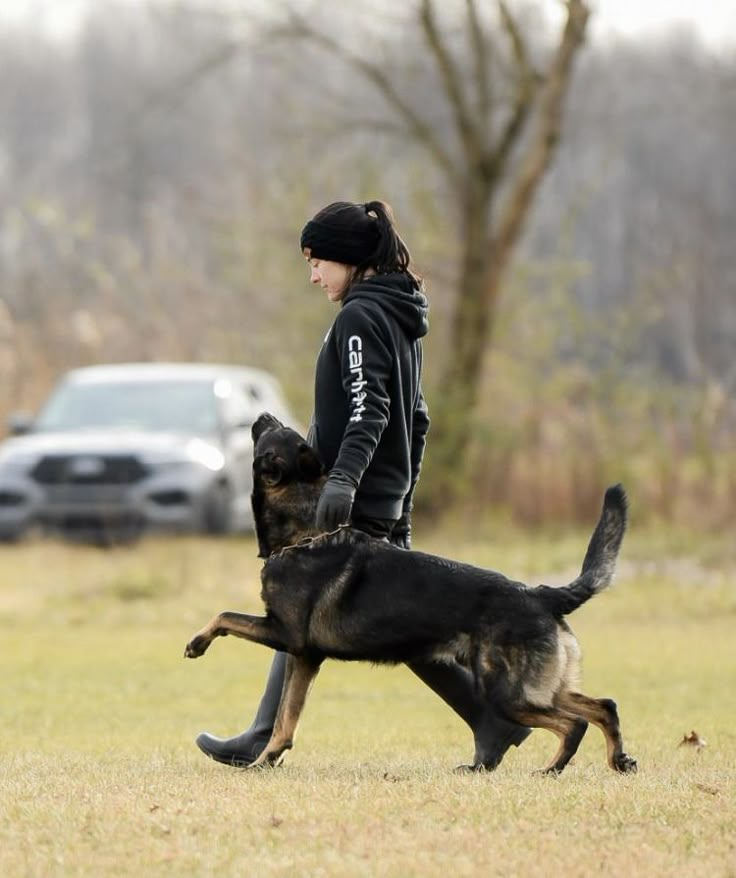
196, 200, 529, 770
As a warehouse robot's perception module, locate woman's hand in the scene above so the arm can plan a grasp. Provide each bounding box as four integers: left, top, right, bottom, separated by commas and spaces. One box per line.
315, 472, 356, 531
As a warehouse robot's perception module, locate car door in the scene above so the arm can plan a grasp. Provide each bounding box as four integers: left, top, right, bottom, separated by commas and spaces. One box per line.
218, 379, 260, 527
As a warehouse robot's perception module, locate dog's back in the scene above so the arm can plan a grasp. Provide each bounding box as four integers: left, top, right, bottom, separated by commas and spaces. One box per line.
261, 484, 625, 669
262, 528, 537, 663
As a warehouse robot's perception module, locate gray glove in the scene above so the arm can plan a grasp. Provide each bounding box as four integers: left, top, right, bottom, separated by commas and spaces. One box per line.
315, 472, 356, 532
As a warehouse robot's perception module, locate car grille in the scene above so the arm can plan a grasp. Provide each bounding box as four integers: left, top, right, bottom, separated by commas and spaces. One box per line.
0, 490, 25, 506
31, 455, 148, 485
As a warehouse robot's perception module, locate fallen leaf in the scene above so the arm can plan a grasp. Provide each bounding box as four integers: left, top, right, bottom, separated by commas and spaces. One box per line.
678, 730, 707, 752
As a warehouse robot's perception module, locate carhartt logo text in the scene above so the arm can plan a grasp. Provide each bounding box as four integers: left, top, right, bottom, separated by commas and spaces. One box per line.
348, 335, 367, 422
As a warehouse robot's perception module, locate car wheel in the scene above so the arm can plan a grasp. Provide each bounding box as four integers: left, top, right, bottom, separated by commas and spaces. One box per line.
65, 517, 144, 548
99, 520, 144, 547
202, 482, 233, 535
0, 525, 27, 543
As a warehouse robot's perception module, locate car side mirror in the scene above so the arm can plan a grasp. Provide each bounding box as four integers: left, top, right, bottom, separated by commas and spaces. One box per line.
7, 412, 34, 436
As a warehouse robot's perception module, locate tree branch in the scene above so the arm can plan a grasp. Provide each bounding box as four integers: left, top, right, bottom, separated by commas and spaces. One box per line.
465, 0, 492, 122
419, 0, 484, 166
276, 13, 460, 187
490, 0, 539, 180
490, 0, 590, 264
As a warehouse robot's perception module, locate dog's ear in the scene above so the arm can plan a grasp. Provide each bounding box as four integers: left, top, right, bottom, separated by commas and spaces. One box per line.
252, 412, 285, 444
297, 443, 324, 481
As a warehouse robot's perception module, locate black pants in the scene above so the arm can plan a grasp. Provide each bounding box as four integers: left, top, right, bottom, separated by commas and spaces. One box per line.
350, 514, 397, 542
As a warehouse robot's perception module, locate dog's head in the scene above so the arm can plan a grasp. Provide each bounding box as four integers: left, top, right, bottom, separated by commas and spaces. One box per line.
251, 413, 326, 557
252, 413, 324, 489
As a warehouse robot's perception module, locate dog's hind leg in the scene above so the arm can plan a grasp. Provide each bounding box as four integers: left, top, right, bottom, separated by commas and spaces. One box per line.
508, 707, 588, 775
542, 715, 588, 774
247, 654, 322, 769
557, 691, 637, 773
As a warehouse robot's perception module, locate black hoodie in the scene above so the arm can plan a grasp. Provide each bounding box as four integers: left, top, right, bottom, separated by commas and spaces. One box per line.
308, 272, 430, 521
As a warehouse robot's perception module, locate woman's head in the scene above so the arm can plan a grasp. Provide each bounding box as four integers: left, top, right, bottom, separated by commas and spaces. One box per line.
300, 200, 418, 301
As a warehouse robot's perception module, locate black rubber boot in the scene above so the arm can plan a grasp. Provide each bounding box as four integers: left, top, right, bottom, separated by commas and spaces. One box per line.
407, 659, 531, 771
196, 651, 287, 767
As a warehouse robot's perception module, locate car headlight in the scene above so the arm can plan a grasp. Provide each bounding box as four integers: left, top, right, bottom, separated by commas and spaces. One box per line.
143, 440, 225, 473
0, 451, 38, 473
185, 439, 225, 472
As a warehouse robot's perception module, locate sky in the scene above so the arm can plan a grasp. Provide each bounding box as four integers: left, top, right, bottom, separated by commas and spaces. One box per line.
590, 0, 736, 48
0, 0, 735, 50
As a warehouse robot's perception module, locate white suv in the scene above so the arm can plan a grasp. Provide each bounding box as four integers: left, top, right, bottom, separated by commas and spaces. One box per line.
0, 363, 298, 543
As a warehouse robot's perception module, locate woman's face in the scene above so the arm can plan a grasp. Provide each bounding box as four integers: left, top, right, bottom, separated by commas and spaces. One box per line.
304, 250, 352, 303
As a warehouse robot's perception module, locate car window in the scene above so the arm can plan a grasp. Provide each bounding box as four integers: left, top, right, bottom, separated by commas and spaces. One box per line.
35, 380, 220, 434
219, 381, 261, 430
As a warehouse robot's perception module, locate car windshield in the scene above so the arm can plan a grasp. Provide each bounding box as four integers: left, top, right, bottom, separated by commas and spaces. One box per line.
34, 379, 220, 434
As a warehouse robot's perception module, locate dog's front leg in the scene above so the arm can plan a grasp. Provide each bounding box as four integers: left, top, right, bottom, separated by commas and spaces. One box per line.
184, 611, 288, 658
247, 654, 322, 768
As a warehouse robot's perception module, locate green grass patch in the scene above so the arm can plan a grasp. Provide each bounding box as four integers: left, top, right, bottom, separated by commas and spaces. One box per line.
1, 532, 734, 876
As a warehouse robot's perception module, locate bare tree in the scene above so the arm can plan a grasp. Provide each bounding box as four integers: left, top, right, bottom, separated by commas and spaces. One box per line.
276, 0, 590, 483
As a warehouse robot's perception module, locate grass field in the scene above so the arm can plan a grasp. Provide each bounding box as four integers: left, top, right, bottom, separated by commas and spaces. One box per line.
1, 525, 734, 877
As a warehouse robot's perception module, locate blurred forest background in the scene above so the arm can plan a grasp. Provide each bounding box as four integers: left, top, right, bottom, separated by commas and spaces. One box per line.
0, 0, 734, 529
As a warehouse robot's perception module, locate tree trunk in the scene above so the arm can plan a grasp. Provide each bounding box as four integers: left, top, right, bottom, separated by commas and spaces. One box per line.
426, 185, 495, 488
425, 1, 590, 501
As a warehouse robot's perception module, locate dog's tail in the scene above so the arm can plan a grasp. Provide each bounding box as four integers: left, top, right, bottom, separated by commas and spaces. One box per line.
535, 484, 628, 618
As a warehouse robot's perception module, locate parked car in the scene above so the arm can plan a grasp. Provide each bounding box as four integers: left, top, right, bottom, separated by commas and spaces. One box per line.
0, 363, 299, 543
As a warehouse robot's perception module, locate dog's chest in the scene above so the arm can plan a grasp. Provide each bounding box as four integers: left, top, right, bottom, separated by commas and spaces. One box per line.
429, 634, 472, 666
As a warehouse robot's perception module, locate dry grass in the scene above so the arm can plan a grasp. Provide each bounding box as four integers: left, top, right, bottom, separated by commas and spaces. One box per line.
1, 529, 734, 877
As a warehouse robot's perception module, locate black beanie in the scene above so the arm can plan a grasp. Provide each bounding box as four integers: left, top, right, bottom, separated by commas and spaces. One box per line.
300, 201, 380, 266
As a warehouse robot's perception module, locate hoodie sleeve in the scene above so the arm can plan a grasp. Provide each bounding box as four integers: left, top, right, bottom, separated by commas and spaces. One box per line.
329, 300, 391, 487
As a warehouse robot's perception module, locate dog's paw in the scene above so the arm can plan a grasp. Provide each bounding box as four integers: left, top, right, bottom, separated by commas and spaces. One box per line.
453, 763, 494, 774
184, 635, 211, 658
613, 752, 638, 774
533, 766, 564, 777
244, 750, 285, 771
243, 759, 275, 772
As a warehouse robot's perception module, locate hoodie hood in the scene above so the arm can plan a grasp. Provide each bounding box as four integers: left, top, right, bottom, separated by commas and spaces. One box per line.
344, 272, 429, 340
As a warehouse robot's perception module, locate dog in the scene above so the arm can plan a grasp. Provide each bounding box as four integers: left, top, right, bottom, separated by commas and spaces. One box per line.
185, 413, 637, 775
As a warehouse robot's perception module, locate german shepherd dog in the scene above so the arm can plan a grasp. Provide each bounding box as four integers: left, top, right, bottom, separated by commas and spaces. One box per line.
185, 413, 637, 775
